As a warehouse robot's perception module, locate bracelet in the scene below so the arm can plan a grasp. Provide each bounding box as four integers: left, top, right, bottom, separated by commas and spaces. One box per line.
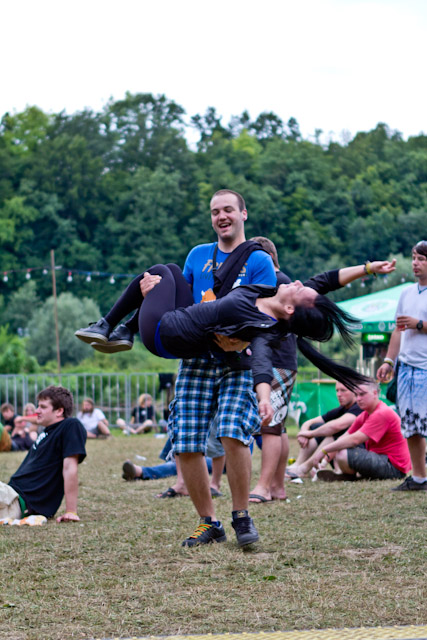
364, 261, 377, 277
321, 448, 330, 460
65, 511, 78, 516
383, 357, 394, 368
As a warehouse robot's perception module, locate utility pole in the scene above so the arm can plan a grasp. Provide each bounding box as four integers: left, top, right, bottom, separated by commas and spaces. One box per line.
50, 250, 61, 374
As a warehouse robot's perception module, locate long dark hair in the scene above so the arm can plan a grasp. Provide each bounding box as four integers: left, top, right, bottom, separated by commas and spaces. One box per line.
289, 294, 369, 391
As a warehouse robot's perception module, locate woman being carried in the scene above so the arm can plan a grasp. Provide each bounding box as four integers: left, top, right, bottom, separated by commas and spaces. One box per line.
76, 260, 395, 423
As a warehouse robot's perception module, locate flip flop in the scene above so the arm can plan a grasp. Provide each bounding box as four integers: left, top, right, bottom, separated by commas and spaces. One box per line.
285, 470, 304, 480
155, 487, 188, 498
210, 487, 223, 497
249, 493, 272, 503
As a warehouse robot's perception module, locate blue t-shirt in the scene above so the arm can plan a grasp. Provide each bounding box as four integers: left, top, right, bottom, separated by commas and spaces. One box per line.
183, 243, 276, 302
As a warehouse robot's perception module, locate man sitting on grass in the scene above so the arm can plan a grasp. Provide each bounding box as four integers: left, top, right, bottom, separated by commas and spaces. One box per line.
77, 398, 111, 439
0, 386, 87, 522
310, 381, 411, 481
286, 382, 362, 478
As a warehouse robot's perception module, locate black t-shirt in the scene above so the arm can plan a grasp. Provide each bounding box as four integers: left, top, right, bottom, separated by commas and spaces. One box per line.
319, 402, 362, 439
2, 413, 17, 431
131, 406, 154, 423
8, 417, 87, 518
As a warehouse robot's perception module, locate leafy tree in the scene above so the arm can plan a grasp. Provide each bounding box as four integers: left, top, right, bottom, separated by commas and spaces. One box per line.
0, 326, 39, 374
2, 280, 41, 333
1, 97, 427, 337
104, 92, 187, 171
250, 112, 284, 141
27, 293, 101, 365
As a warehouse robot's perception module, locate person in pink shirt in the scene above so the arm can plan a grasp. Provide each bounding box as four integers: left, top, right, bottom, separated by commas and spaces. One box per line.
310, 380, 411, 481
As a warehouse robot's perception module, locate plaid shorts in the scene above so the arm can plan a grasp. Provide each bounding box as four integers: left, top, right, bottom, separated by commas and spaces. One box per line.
260, 368, 297, 436
168, 357, 260, 454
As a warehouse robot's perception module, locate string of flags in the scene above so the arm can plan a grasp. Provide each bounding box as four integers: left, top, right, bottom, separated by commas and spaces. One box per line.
1, 266, 410, 286
1, 266, 137, 284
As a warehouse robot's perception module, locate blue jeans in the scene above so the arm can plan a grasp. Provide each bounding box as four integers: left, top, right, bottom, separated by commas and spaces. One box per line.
141, 457, 213, 480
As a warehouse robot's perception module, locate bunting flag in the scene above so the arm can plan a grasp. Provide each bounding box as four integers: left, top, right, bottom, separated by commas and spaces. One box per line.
1, 265, 136, 283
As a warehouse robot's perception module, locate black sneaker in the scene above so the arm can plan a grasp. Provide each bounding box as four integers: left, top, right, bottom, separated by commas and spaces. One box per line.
75, 318, 111, 344
391, 476, 427, 492
122, 460, 139, 481
182, 518, 227, 547
232, 513, 259, 547
91, 324, 134, 353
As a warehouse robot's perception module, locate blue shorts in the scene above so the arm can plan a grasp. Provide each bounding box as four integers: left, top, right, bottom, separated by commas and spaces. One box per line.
168, 356, 260, 454
397, 362, 427, 438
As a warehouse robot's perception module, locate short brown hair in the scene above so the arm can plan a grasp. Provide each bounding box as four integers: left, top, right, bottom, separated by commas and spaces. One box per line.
1, 402, 14, 413
413, 240, 427, 258
250, 236, 280, 269
211, 189, 246, 212
37, 386, 74, 418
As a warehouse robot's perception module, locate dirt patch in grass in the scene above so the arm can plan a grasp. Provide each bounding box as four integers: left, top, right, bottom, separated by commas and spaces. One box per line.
341, 544, 404, 560
1, 435, 427, 640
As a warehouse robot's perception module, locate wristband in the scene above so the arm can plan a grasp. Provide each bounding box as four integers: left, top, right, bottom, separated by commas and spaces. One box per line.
364, 261, 377, 277
383, 358, 394, 368
321, 448, 330, 460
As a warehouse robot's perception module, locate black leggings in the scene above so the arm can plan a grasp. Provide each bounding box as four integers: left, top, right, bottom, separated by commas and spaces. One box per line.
105, 264, 193, 355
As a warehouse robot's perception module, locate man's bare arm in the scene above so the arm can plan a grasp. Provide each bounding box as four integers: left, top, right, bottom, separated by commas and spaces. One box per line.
377, 329, 402, 381
299, 412, 357, 439
56, 455, 80, 523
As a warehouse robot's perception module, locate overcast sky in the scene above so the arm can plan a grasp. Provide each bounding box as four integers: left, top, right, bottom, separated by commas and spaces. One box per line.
3, 0, 427, 143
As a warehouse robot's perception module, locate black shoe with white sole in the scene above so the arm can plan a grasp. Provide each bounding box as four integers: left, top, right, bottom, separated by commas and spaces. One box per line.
75, 317, 111, 344
91, 324, 134, 353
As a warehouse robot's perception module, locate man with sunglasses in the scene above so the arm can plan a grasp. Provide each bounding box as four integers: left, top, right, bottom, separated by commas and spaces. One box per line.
377, 241, 427, 491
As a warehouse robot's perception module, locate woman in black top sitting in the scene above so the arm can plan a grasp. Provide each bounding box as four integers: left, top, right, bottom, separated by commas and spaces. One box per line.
130, 394, 155, 434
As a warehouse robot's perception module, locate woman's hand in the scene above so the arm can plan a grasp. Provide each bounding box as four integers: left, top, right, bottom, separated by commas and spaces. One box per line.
369, 259, 396, 275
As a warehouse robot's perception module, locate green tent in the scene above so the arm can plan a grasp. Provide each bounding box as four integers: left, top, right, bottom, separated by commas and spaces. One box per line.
337, 282, 412, 333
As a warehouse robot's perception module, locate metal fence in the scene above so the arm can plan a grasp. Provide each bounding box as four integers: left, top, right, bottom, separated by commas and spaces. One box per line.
0, 372, 176, 424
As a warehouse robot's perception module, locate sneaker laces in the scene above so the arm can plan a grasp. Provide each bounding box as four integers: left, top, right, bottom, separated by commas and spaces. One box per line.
188, 523, 212, 539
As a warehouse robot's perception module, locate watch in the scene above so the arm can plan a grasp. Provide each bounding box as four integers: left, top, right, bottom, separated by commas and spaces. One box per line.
416, 320, 424, 331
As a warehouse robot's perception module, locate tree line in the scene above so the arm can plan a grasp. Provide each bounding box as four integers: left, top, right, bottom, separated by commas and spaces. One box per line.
0, 92, 425, 367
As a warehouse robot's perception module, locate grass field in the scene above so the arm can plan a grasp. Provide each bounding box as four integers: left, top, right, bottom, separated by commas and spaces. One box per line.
1, 432, 427, 640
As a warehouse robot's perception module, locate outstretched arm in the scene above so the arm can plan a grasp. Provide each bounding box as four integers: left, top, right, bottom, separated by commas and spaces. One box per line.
338, 260, 396, 286
304, 260, 396, 296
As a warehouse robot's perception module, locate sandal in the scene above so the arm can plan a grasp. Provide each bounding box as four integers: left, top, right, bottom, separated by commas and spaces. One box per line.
155, 487, 188, 498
